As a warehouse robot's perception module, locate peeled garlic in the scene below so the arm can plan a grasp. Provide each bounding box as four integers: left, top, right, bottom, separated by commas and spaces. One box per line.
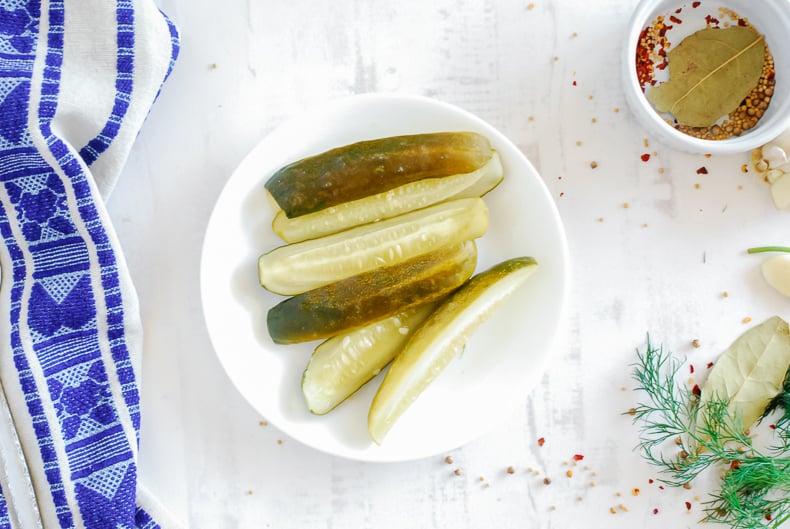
761, 254, 790, 298
752, 129, 790, 209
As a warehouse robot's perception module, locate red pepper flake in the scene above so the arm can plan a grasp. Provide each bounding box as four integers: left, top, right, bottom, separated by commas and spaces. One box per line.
766, 513, 773, 521
685, 501, 692, 511
689, 364, 695, 374
770, 424, 777, 430
648, 478, 654, 484
538, 437, 546, 447
705, 15, 719, 26
730, 460, 741, 470
659, 485, 665, 490
653, 508, 660, 515
640, 153, 651, 162
573, 454, 584, 461
738, 18, 747, 27
674, 7, 682, 14
670, 15, 682, 24
692, 384, 701, 397
696, 166, 708, 175
692, 1, 701, 7
707, 362, 714, 369
572, 80, 577, 86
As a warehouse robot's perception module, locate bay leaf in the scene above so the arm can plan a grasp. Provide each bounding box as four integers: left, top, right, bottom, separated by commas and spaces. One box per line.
700, 316, 790, 431
647, 26, 765, 128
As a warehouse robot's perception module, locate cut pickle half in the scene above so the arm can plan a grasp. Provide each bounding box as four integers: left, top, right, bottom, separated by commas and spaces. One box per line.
302, 302, 439, 415
267, 241, 477, 344
368, 257, 539, 444
258, 197, 489, 296
265, 131, 494, 218
272, 153, 503, 243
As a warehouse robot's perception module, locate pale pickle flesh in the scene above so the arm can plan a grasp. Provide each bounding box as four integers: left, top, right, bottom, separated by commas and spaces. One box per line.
258, 197, 489, 296
302, 303, 439, 415
272, 153, 503, 243
368, 257, 539, 445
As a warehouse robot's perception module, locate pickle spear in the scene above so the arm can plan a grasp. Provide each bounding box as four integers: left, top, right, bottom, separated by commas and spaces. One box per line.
265, 132, 494, 218
267, 241, 477, 344
368, 257, 539, 445
258, 197, 488, 296
302, 302, 439, 415
272, 153, 503, 243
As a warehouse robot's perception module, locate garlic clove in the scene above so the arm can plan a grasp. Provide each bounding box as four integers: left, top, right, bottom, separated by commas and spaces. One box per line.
761, 254, 790, 298
763, 144, 789, 169
770, 173, 790, 209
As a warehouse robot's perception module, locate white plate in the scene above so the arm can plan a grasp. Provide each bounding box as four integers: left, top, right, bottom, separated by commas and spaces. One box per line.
200, 93, 569, 462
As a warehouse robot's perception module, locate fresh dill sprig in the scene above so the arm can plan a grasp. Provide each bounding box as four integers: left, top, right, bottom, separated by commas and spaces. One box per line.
631, 338, 790, 528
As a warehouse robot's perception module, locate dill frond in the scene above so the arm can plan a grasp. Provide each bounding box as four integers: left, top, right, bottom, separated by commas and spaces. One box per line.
631, 337, 790, 529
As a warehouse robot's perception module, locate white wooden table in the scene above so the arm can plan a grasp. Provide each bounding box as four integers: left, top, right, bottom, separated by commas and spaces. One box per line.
113, 0, 790, 526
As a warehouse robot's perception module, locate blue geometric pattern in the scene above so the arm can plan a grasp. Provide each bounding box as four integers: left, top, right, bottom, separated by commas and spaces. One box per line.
0, 0, 177, 527
0, 485, 10, 529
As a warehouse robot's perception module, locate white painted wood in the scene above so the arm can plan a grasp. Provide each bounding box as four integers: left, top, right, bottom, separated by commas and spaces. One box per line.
107, 0, 790, 526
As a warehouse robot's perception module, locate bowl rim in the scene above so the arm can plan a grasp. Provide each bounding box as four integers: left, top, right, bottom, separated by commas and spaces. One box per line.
623, 0, 790, 154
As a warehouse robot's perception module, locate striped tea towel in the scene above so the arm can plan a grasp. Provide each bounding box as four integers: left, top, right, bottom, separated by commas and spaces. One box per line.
0, 0, 179, 527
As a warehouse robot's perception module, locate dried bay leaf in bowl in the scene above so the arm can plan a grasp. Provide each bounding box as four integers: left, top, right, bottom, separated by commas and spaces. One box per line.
648, 26, 765, 128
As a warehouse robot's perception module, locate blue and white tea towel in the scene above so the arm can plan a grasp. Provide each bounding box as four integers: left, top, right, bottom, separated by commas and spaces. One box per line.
0, 1, 179, 527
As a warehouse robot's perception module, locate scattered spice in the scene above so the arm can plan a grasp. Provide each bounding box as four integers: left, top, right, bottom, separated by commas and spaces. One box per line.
692, 339, 701, 348
444, 455, 454, 464
632, 488, 641, 496
572, 80, 577, 86
623, 202, 630, 209
507, 466, 515, 474
566, 470, 574, 478
743, 316, 753, 324
707, 361, 714, 369
690, 364, 695, 374
573, 454, 585, 461
454, 468, 462, 476
654, 508, 660, 515
610, 507, 617, 515
590, 161, 598, 169
685, 501, 692, 511
697, 166, 709, 175
683, 482, 693, 490
277, 439, 283, 445
641, 153, 651, 162
543, 477, 552, 485
692, 384, 701, 397
692, 1, 701, 7
259, 420, 268, 426
528, 2, 535, 9
537, 437, 546, 447
741, 163, 749, 173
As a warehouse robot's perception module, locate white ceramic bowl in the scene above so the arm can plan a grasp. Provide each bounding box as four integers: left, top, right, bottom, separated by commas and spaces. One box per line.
623, 0, 790, 154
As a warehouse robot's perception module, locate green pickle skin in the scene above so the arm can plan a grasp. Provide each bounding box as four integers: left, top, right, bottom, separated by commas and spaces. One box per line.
266, 241, 478, 344
265, 132, 493, 218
